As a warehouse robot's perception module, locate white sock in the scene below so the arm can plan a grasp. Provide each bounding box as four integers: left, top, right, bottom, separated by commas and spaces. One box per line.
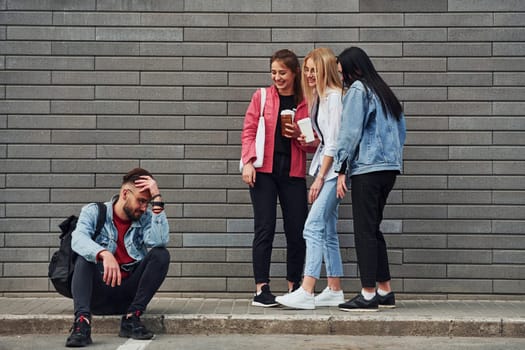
361, 289, 376, 300
377, 288, 390, 297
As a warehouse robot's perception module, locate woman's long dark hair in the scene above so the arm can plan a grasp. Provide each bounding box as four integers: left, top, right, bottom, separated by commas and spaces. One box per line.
271, 49, 303, 105
337, 47, 403, 120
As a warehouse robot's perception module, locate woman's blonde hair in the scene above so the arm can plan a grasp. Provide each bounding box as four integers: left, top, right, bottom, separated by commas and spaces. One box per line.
301, 47, 342, 110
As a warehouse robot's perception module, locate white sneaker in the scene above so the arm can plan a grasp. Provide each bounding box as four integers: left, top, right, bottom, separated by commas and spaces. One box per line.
314, 287, 345, 307
275, 287, 315, 310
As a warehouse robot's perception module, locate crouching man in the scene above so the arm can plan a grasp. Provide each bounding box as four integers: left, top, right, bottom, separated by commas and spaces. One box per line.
66, 167, 170, 347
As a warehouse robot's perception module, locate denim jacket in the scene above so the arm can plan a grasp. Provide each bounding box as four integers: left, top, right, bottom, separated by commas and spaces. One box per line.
71, 196, 170, 263
334, 80, 406, 176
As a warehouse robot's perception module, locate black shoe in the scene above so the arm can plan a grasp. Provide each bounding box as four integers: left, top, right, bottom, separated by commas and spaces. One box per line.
252, 284, 278, 307
377, 291, 396, 309
119, 311, 154, 340
339, 293, 379, 312
65, 314, 92, 347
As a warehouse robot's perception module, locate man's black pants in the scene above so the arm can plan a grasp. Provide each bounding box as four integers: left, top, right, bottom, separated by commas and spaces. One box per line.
71, 247, 170, 317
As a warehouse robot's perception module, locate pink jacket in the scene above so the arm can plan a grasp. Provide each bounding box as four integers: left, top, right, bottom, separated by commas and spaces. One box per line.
241, 85, 314, 178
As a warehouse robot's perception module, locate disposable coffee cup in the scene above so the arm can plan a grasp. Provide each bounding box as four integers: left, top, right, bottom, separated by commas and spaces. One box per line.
280, 109, 295, 137
297, 118, 315, 143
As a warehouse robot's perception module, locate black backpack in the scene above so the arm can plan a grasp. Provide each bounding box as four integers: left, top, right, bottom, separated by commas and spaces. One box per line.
48, 202, 106, 298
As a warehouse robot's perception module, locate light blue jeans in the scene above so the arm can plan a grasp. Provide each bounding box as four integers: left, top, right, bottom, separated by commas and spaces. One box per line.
303, 177, 344, 279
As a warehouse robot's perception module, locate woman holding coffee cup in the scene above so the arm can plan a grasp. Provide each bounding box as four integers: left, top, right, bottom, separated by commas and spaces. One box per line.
240, 49, 316, 307
276, 48, 345, 310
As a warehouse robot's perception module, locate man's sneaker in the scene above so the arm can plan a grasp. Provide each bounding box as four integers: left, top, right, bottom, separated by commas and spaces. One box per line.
275, 287, 315, 310
119, 311, 154, 340
314, 287, 345, 307
65, 314, 92, 347
252, 284, 278, 307
338, 293, 379, 312
377, 291, 396, 309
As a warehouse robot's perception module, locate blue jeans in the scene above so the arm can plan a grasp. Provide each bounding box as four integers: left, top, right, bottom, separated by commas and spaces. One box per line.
303, 178, 343, 279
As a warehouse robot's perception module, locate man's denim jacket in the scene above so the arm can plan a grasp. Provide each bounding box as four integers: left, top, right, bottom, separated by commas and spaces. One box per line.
334, 80, 406, 176
71, 196, 169, 263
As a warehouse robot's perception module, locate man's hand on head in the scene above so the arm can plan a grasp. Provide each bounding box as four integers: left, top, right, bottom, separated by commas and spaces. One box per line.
132, 175, 165, 214
134, 175, 160, 198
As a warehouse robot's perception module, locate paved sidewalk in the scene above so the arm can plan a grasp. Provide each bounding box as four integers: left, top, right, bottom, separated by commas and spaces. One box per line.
0, 297, 524, 337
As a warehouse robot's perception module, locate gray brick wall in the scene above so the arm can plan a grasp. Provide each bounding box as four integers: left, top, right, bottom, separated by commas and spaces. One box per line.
1, 1, 524, 298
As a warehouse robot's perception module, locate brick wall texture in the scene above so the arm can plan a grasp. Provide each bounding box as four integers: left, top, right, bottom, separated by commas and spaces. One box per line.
1, 0, 525, 297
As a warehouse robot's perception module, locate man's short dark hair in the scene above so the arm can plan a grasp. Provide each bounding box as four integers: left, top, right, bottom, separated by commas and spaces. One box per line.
122, 167, 154, 185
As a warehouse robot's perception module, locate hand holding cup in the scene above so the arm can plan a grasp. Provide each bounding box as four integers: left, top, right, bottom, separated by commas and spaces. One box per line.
280, 109, 295, 138
297, 117, 315, 143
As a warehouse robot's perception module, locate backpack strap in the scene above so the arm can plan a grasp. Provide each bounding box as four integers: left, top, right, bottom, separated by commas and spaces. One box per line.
93, 202, 107, 240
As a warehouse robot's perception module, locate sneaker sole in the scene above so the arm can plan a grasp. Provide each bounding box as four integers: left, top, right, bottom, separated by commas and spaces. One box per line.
251, 301, 279, 307
119, 331, 154, 340
276, 299, 315, 310
314, 297, 346, 307
379, 304, 396, 309
278, 303, 315, 310
65, 337, 92, 347
339, 307, 379, 312
315, 301, 345, 307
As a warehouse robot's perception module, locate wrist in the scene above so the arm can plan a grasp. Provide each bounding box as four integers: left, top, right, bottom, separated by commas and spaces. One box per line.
151, 193, 162, 201
97, 250, 109, 261
151, 200, 165, 214
316, 174, 325, 181
151, 201, 165, 209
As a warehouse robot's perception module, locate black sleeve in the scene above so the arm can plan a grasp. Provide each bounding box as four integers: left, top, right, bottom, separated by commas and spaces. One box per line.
337, 158, 348, 174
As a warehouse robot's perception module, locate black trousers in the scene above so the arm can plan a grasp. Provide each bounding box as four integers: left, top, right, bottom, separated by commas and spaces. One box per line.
249, 154, 307, 285
351, 171, 397, 288
71, 247, 170, 317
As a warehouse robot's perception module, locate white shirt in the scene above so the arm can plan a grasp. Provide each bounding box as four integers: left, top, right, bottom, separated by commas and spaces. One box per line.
309, 88, 343, 181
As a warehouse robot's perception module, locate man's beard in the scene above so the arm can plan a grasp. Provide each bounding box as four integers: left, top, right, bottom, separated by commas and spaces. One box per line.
123, 205, 144, 221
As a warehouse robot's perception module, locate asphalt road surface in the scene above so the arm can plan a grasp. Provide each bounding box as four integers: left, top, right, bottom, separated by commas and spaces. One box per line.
2, 334, 525, 350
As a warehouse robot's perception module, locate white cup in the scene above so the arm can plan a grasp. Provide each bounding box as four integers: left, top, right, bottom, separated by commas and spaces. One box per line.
297, 118, 315, 143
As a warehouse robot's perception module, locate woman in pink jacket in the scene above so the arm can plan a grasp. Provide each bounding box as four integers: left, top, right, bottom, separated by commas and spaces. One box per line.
241, 49, 316, 307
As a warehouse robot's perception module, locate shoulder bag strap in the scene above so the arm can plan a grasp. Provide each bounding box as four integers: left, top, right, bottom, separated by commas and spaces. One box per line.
93, 202, 107, 240
260, 87, 266, 119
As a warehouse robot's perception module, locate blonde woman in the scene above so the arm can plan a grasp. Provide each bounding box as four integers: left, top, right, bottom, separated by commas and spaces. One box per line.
276, 48, 345, 309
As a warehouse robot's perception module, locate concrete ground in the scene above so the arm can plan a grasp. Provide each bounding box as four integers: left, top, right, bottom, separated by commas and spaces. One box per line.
0, 297, 524, 338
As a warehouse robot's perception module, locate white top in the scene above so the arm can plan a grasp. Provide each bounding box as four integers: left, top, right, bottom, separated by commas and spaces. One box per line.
309, 87, 343, 181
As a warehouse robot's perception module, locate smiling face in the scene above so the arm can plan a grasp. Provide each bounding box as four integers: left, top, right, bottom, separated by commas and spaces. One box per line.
271, 59, 296, 95
303, 58, 317, 89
